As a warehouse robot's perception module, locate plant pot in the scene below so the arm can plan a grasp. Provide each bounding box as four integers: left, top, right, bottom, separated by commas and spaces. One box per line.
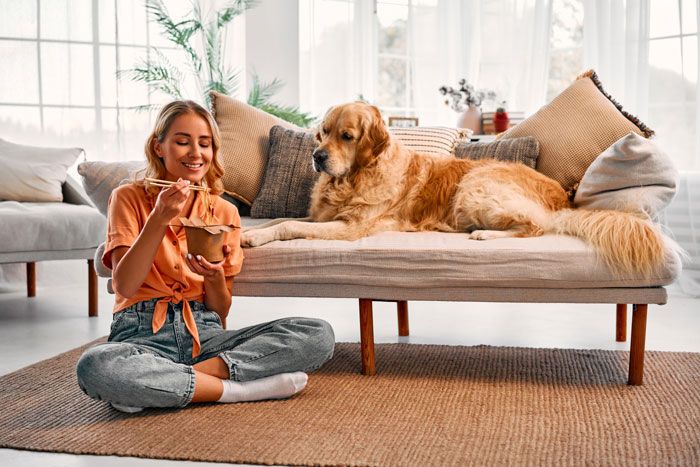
457, 105, 482, 133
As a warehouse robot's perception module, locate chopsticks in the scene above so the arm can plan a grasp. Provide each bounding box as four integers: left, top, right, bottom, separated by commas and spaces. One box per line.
145, 177, 209, 192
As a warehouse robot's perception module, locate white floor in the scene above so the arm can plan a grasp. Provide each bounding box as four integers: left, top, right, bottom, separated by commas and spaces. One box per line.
1, 259, 699, 466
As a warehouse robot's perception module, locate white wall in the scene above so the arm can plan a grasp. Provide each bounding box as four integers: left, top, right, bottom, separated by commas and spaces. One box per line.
244, 0, 300, 107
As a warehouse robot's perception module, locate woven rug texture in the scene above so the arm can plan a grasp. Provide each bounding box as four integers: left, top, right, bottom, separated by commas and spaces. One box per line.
0, 341, 699, 466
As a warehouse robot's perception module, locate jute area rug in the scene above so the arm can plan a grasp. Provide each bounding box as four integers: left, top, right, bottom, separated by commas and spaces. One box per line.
0, 340, 698, 466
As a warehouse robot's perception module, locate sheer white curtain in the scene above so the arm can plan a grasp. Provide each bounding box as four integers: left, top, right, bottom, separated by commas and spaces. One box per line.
582, 0, 650, 119
583, 0, 700, 297
299, 0, 377, 117
300, 0, 553, 124
411, 0, 553, 124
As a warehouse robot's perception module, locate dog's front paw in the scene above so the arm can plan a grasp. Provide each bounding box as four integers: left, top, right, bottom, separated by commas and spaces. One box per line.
468, 230, 492, 240
241, 229, 274, 247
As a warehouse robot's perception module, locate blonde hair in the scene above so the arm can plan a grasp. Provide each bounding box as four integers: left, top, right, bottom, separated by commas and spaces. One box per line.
142, 100, 224, 196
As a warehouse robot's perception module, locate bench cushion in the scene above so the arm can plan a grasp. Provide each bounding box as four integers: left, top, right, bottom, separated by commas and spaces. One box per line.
0, 201, 106, 254
236, 222, 681, 289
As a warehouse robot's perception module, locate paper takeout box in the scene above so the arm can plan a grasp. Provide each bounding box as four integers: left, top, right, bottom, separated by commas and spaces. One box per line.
180, 216, 236, 263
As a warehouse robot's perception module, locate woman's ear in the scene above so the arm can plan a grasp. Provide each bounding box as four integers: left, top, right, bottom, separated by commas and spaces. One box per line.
153, 138, 163, 158
367, 105, 389, 156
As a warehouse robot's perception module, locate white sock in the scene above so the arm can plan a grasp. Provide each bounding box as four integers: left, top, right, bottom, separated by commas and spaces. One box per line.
217, 372, 308, 403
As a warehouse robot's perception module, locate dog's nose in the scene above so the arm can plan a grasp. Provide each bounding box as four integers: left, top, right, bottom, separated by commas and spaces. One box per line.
312, 149, 328, 165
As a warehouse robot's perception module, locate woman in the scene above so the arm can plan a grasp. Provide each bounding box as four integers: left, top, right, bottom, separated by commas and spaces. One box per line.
77, 100, 334, 412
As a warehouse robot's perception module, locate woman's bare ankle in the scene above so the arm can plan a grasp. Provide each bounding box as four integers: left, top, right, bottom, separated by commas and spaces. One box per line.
193, 356, 230, 379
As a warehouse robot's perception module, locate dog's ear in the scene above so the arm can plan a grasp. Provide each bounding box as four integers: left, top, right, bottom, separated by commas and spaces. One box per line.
363, 105, 390, 157
316, 106, 337, 143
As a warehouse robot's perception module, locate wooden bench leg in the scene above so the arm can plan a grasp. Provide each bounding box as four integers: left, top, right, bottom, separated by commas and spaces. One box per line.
359, 298, 376, 376
26, 262, 36, 297
88, 259, 98, 317
628, 304, 648, 386
616, 304, 627, 342
397, 300, 409, 336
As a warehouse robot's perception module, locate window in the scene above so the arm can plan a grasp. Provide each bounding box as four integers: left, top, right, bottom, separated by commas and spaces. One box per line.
302, 0, 585, 125
547, 0, 583, 101
0, 0, 186, 162
376, 0, 411, 114
647, 0, 698, 170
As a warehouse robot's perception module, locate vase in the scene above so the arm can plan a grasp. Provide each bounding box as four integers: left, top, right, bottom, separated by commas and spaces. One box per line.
457, 105, 482, 134
494, 111, 510, 133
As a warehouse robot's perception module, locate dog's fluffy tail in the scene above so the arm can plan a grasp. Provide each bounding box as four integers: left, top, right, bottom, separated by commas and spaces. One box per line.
548, 208, 669, 278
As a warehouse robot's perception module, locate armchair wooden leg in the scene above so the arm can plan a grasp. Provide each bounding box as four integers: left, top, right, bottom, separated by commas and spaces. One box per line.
26, 262, 36, 297
359, 298, 376, 376
397, 300, 409, 336
628, 304, 648, 386
88, 259, 98, 317
616, 304, 627, 342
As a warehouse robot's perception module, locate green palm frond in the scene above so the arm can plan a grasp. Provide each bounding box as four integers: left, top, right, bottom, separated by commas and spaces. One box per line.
247, 75, 315, 127
119, 49, 184, 100
205, 69, 239, 95
123, 0, 312, 126
217, 1, 257, 28
127, 103, 161, 113
256, 103, 316, 127
204, 22, 222, 85
247, 75, 284, 107
145, 0, 202, 73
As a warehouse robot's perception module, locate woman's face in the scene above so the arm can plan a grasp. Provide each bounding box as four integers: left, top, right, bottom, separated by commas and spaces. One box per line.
155, 112, 214, 183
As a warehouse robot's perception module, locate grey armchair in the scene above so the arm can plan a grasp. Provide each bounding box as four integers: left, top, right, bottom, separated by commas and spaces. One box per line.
0, 175, 106, 316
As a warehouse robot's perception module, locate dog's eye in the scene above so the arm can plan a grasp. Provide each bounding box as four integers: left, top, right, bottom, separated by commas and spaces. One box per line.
322, 127, 329, 135
342, 132, 353, 141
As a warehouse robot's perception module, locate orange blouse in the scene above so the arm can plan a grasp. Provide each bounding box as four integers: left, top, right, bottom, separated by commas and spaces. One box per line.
103, 183, 244, 357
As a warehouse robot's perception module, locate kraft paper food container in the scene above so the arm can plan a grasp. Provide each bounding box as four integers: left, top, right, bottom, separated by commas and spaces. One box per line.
180, 217, 236, 263
184, 226, 225, 262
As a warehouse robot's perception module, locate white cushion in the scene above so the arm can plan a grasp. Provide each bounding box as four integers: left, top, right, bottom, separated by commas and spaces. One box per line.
574, 133, 678, 217
77, 160, 145, 216
0, 201, 105, 253
236, 228, 681, 289
0, 139, 83, 202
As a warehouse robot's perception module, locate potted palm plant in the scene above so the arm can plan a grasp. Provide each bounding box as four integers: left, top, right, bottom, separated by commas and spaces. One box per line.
121, 0, 314, 127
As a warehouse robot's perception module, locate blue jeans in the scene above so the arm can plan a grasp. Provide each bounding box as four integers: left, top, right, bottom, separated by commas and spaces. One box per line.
76, 299, 335, 408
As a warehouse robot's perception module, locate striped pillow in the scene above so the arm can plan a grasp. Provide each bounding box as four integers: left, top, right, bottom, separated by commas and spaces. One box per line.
390, 126, 472, 157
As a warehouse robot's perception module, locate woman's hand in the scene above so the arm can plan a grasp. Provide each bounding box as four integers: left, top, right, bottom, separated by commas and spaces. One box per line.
185, 245, 231, 279
187, 245, 233, 319
152, 178, 190, 225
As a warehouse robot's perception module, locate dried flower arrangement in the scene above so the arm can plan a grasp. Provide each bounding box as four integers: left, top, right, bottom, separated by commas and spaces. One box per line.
438, 79, 497, 112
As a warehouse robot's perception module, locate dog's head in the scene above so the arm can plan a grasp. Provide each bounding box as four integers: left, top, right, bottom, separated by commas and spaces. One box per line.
312, 102, 390, 177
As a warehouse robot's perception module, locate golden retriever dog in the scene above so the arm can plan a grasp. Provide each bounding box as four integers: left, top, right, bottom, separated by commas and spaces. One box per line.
241, 101, 667, 277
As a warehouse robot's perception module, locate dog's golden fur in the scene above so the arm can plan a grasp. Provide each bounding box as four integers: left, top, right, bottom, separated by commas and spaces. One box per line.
242, 102, 667, 277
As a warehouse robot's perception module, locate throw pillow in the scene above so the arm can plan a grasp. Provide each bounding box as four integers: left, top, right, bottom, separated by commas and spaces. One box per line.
251, 126, 318, 219
574, 132, 678, 218
454, 136, 539, 168
391, 126, 472, 157
211, 92, 302, 206
77, 160, 145, 216
498, 70, 655, 191
0, 138, 83, 202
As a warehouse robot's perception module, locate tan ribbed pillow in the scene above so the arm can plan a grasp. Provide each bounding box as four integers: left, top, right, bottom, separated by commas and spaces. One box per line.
211, 92, 301, 205
390, 126, 472, 156
498, 70, 654, 191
